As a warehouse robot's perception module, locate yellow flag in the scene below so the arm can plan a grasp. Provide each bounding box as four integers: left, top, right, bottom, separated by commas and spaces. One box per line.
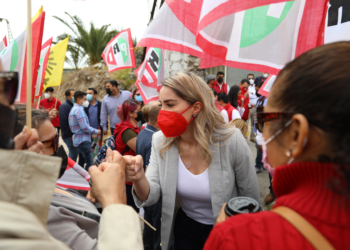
32, 6, 43, 22
43, 37, 69, 88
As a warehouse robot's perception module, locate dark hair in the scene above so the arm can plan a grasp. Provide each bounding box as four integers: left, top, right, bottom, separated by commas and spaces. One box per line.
255, 80, 264, 88
241, 79, 249, 85
107, 80, 119, 88
45, 87, 54, 93
217, 92, 228, 104
15, 105, 49, 136
211, 89, 218, 97
247, 73, 255, 78
88, 87, 97, 95
132, 88, 138, 99
228, 85, 241, 108
217, 71, 225, 76
74, 91, 86, 101
272, 42, 350, 196
65, 89, 74, 97
117, 99, 140, 122
148, 103, 161, 124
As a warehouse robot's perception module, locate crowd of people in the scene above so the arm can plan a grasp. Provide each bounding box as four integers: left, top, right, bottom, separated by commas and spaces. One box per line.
0, 42, 349, 250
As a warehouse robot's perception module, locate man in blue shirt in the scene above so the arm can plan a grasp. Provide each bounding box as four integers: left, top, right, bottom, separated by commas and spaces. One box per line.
101, 80, 131, 135
85, 87, 102, 143
136, 102, 162, 250
59, 89, 78, 161
69, 91, 101, 170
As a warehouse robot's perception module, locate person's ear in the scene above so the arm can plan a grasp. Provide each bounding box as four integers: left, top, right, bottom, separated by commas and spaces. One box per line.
285, 114, 309, 159
192, 101, 203, 117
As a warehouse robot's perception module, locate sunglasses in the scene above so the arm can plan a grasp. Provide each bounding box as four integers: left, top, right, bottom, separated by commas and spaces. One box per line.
255, 106, 295, 133
41, 134, 59, 153
0, 71, 19, 105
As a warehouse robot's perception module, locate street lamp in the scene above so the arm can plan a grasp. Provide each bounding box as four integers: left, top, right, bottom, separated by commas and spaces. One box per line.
0, 18, 14, 43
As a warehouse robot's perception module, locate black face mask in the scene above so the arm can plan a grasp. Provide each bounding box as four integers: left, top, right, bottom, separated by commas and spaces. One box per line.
106, 88, 112, 95
52, 145, 68, 179
135, 111, 143, 122
0, 103, 17, 149
217, 77, 223, 84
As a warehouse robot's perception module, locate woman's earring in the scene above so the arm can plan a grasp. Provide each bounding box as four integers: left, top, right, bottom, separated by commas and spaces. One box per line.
193, 114, 197, 117
286, 150, 292, 157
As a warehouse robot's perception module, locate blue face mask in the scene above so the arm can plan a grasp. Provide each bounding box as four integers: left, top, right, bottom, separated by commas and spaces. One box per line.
72, 97, 75, 103
87, 94, 93, 102
135, 95, 143, 102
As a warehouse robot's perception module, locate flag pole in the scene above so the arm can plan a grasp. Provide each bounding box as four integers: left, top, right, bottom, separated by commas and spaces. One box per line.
55, 84, 61, 109
26, 0, 32, 130
37, 96, 41, 109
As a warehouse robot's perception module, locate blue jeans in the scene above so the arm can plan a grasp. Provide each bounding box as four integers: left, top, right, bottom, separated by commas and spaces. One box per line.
143, 198, 162, 250
77, 141, 94, 170
255, 143, 263, 170
174, 208, 213, 250
110, 128, 114, 136
62, 137, 78, 162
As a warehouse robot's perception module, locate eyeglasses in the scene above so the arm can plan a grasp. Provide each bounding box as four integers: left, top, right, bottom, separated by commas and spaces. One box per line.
0, 71, 18, 105
41, 134, 59, 153
255, 106, 295, 133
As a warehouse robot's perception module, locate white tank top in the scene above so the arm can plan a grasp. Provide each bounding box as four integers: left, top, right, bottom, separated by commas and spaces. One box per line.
176, 156, 213, 225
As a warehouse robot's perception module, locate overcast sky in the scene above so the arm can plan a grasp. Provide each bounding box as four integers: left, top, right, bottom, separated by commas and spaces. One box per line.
0, 0, 160, 67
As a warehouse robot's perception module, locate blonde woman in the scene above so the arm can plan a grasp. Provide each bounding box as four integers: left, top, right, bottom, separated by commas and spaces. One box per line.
125, 72, 261, 250
231, 118, 249, 139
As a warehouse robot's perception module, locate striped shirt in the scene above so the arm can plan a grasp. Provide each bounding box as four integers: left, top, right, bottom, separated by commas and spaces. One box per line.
69, 104, 99, 147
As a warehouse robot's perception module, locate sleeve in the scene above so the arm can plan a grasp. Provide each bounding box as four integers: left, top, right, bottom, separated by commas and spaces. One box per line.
98, 204, 143, 250
238, 107, 245, 117
56, 100, 61, 110
231, 110, 241, 120
226, 85, 230, 94
132, 135, 161, 207
47, 206, 98, 250
100, 99, 108, 131
121, 129, 137, 144
144, 143, 152, 167
232, 131, 262, 207
76, 109, 99, 134
221, 110, 229, 123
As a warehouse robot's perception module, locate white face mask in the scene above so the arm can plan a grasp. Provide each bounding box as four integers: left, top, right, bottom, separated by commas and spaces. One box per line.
263, 73, 269, 78
82, 100, 89, 108
44, 93, 51, 99
249, 79, 254, 84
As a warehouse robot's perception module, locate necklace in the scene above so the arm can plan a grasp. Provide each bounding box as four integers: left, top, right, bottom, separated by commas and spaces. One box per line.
180, 147, 195, 169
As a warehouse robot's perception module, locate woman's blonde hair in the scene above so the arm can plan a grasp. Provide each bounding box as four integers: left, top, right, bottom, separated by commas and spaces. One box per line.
141, 103, 150, 122
230, 119, 248, 138
160, 72, 235, 165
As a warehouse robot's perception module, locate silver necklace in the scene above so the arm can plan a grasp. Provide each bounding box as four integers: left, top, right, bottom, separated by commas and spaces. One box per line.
180, 148, 195, 169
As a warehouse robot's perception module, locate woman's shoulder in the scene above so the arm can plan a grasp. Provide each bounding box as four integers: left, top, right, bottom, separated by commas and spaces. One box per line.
152, 130, 166, 144
213, 127, 244, 146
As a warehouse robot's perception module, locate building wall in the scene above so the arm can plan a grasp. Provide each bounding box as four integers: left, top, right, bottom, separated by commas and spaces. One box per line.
226, 67, 262, 86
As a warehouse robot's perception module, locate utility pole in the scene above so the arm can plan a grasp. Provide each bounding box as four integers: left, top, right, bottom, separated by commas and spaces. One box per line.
0, 18, 14, 43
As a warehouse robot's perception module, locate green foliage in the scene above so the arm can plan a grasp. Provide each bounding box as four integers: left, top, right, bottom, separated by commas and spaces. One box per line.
109, 69, 135, 89
53, 12, 120, 68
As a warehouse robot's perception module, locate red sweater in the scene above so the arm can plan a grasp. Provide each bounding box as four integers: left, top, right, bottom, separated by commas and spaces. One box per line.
204, 162, 350, 250
39, 97, 61, 127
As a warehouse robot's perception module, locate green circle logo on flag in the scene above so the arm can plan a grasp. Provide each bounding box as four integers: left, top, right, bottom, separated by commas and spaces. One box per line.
117, 38, 129, 63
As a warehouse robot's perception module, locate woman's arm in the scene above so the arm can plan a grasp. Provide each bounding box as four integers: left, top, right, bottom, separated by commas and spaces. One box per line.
122, 129, 137, 152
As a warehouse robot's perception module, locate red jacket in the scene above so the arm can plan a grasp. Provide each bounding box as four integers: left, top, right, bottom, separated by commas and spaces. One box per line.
238, 95, 249, 120
204, 162, 350, 250
223, 103, 236, 122
39, 97, 61, 127
213, 81, 229, 94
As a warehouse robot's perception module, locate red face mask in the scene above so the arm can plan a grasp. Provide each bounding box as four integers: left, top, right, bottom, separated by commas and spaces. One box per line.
157, 105, 194, 138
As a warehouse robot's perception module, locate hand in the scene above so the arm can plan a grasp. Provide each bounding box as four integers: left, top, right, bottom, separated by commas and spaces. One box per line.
240, 97, 244, 104
91, 134, 96, 139
244, 92, 249, 98
98, 130, 101, 135
86, 190, 96, 203
216, 203, 228, 224
14, 126, 43, 153
88, 149, 127, 209
124, 155, 144, 183
48, 109, 58, 120
103, 130, 108, 135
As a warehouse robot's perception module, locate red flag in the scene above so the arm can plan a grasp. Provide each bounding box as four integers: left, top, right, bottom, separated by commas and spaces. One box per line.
35, 37, 52, 99
0, 36, 7, 51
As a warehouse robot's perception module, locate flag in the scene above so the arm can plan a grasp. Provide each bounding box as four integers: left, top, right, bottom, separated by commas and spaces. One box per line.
43, 36, 69, 89
35, 38, 52, 99
138, 0, 329, 74
135, 47, 164, 104
57, 157, 90, 191
0, 36, 7, 52
258, 75, 277, 97
0, 12, 45, 103
101, 28, 136, 73
32, 6, 43, 23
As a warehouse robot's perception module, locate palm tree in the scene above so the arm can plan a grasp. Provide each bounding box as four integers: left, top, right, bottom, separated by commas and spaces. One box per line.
53, 12, 123, 68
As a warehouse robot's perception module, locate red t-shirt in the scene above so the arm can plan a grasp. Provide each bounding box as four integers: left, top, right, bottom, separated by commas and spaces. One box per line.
39, 97, 61, 127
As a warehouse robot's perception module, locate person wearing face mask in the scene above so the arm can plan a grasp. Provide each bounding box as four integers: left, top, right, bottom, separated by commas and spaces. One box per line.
101, 80, 132, 136
59, 88, 78, 161
247, 74, 258, 143
113, 99, 143, 212
212, 71, 230, 94
39, 87, 61, 135
255, 72, 269, 84
85, 88, 103, 142
132, 89, 147, 129
205, 42, 350, 250
69, 91, 101, 170
211, 89, 229, 123
238, 79, 251, 121
125, 72, 261, 250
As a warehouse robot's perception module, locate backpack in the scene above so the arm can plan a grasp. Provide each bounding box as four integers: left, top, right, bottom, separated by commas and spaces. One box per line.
95, 136, 129, 166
